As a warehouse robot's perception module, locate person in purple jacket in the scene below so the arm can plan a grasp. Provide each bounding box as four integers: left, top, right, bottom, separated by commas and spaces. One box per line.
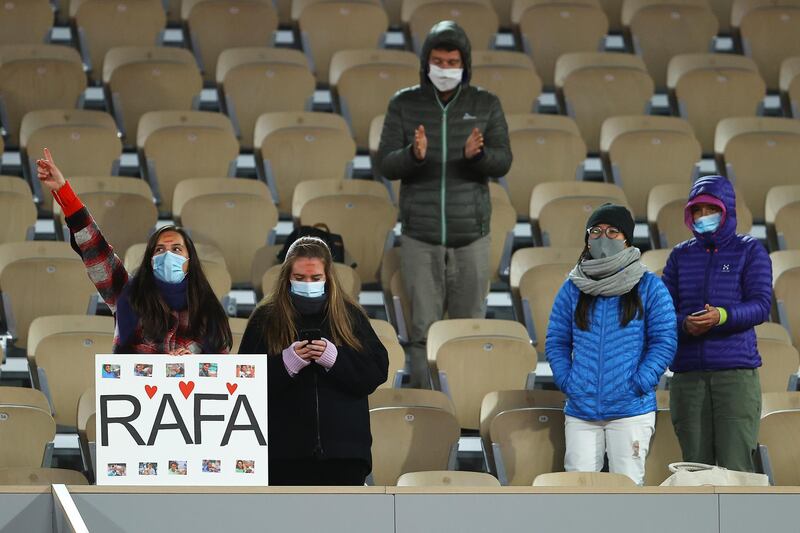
662, 175, 772, 472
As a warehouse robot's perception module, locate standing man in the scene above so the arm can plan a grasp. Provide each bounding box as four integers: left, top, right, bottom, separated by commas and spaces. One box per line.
377, 21, 512, 387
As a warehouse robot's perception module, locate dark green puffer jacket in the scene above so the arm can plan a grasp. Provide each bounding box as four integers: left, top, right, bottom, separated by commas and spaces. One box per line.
376, 21, 512, 248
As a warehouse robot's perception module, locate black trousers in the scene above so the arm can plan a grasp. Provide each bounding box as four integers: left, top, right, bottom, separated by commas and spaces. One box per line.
269, 458, 370, 486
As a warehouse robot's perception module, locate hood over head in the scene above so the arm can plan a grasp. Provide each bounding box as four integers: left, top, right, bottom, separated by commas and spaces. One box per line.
419, 20, 472, 87
684, 175, 737, 244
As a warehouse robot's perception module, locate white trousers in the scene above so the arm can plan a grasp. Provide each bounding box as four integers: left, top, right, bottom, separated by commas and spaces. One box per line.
564, 412, 656, 485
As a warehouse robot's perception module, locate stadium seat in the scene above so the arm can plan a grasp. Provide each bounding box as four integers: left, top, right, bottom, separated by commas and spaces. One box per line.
756, 322, 793, 345
471, 51, 542, 114
771, 250, 800, 348
71, 0, 166, 84
229, 317, 248, 354
621, 0, 718, 89
489, 196, 517, 283
291, 178, 391, 222
529, 181, 630, 247
369, 406, 460, 485
173, 177, 277, 286
369, 388, 456, 412
261, 261, 361, 301
715, 117, 800, 221
427, 318, 531, 357
254, 112, 356, 215
379, 247, 404, 336
0, 242, 96, 349
0, 0, 53, 47
512, 0, 609, 88
295, 0, 388, 84
0, 467, 88, 485
137, 110, 239, 214
640, 248, 671, 276
369, 318, 400, 345
509, 246, 581, 321
0, 403, 56, 468
766, 185, 800, 250
708, 0, 733, 34
780, 57, 800, 117
329, 49, 418, 151
403, 0, 499, 53
52, 176, 157, 260
397, 470, 501, 486
668, 53, 765, 155
758, 409, 800, 485
182, 0, 278, 83
758, 338, 800, 392
368, 114, 400, 200
0, 44, 86, 146
533, 471, 637, 486
299, 194, 397, 284
502, 114, 587, 220
76, 386, 94, 474
0, 176, 36, 245
761, 391, 800, 416
0, 386, 52, 413
732, 0, 800, 91
490, 407, 566, 485
27, 315, 114, 429
600, 115, 701, 221
597, 0, 624, 31
518, 260, 573, 351
103, 46, 202, 148
643, 408, 682, 485
555, 52, 654, 152
216, 48, 315, 151
647, 183, 753, 249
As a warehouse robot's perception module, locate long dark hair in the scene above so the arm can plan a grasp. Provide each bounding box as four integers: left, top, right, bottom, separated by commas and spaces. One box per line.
573, 245, 643, 331
128, 225, 232, 352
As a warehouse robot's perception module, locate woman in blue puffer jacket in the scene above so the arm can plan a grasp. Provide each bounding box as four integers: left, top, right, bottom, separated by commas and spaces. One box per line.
546, 204, 677, 485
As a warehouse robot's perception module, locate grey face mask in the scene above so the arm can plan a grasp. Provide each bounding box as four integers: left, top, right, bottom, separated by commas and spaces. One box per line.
588, 236, 627, 259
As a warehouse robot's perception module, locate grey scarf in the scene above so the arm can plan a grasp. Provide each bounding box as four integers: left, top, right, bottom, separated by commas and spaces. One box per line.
569, 246, 646, 297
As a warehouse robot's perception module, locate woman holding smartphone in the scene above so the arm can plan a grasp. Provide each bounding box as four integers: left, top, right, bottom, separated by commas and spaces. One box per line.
662, 175, 772, 472
239, 236, 388, 485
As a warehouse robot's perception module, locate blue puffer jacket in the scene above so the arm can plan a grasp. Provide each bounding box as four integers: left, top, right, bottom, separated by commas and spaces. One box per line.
546, 271, 677, 421
661, 175, 772, 373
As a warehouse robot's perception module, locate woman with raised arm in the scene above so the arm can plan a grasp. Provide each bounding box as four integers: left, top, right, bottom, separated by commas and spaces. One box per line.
37, 148, 231, 354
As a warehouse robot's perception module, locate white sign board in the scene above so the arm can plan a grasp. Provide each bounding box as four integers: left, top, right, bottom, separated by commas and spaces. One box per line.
95, 354, 268, 486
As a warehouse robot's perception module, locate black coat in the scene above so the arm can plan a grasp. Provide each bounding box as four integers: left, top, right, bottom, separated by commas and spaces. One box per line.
238, 303, 389, 468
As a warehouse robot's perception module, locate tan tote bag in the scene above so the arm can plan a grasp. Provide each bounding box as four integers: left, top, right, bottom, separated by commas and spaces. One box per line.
660, 462, 769, 486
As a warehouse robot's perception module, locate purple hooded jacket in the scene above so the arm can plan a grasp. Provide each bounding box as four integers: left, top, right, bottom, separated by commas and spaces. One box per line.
661, 175, 773, 372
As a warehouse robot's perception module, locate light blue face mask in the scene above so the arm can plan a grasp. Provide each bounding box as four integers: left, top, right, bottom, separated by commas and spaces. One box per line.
290, 280, 326, 298
693, 213, 722, 234
152, 251, 188, 284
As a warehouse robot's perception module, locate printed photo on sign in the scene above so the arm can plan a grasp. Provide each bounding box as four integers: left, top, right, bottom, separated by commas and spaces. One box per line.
236, 365, 255, 378
107, 463, 126, 476
202, 459, 221, 473
139, 462, 157, 475
199, 362, 218, 377
168, 461, 187, 475
102, 364, 121, 379
134, 364, 153, 377
166, 363, 184, 378
235, 460, 255, 474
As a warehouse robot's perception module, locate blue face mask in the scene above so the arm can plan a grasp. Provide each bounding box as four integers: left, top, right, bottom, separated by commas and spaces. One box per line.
693, 213, 722, 234
290, 280, 326, 298
152, 251, 188, 284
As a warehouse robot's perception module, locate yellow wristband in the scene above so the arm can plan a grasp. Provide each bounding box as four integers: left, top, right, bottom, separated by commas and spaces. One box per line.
716, 307, 727, 326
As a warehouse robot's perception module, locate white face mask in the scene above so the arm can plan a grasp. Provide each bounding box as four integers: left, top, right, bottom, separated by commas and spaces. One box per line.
428, 63, 463, 92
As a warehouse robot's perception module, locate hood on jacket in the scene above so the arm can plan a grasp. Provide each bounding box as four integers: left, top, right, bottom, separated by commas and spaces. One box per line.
684, 175, 737, 244
419, 20, 472, 87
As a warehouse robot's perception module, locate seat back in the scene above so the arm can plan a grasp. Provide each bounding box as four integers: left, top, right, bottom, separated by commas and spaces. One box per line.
509, 246, 581, 319
407, 1, 499, 53
0, 386, 51, 413
772, 250, 800, 347
0, 405, 56, 467
758, 338, 800, 393
0, 0, 53, 46
471, 51, 542, 114
0, 176, 36, 245
426, 318, 531, 361
369, 388, 456, 413
397, 470, 501, 486
489, 198, 517, 283
755, 321, 793, 345
369, 318, 398, 344
519, 262, 572, 349
0, 467, 88, 485
781, 57, 800, 117
534, 471, 636, 486
735, 0, 800, 90
291, 178, 391, 220
758, 409, 800, 485
640, 248, 671, 276
766, 185, 800, 250
761, 391, 800, 416
643, 408, 682, 485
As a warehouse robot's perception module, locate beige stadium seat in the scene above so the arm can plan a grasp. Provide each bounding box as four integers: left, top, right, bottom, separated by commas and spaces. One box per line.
761, 391, 800, 416
71, 0, 166, 84
370, 406, 460, 485
598, 0, 624, 31
52, 177, 156, 260
715, 117, 800, 221
0, 467, 88, 485
76, 386, 94, 472
27, 315, 114, 429
622, 0, 718, 89
20, 110, 122, 193
370, 388, 456, 413
530, 181, 630, 247
403, 0, 499, 53
0, 404, 56, 467
0, 242, 96, 349
503, 114, 587, 219
249, 243, 282, 298
291, 178, 391, 222
370, 318, 399, 344
0, 45, 86, 146
229, 317, 248, 354
426, 318, 531, 361
368, 114, 399, 193
668, 53, 765, 155
471, 50, 542, 114
173, 178, 277, 286
103, 46, 202, 147
534, 471, 637, 487
772, 250, 800, 347
398, 470, 501, 486
137, 111, 239, 214
758, 338, 800, 392
600, 115, 701, 221
766, 185, 800, 250
513, 0, 609, 88
330, 49, 418, 151
555, 52, 654, 152
780, 57, 800, 117
0, 386, 51, 413
758, 409, 800, 485
0, 0, 53, 46
489, 196, 517, 283
380, 341, 407, 389
261, 261, 361, 301
490, 407, 566, 485
647, 183, 753, 249
732, 0, 800, 91
641, 248, 671, 276
709, 0, 733, 33
296, 0, 388, 84
0, 176, 36, 245
298, 194, 397, 284
379, 247, 402, 334
216, 48, 315, 151
756, 322, 793, 345
519, 261, 573, 352
389, 269, 412, 343
254, 112, 356, 215
182, 0, 278, 83
509, 246, 581, 320
644, 408, 683, 485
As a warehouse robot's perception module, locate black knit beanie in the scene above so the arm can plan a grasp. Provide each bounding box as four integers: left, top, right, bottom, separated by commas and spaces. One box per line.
585, 203, 634, 243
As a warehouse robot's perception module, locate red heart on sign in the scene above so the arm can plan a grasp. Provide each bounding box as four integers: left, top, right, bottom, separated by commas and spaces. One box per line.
178, 380, 195, 399
226, 383, 238, 395
144, 385, 158, 399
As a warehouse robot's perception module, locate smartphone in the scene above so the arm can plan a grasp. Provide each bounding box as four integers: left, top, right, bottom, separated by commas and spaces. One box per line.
690, 309, 710, 317
298, 328, 322, 343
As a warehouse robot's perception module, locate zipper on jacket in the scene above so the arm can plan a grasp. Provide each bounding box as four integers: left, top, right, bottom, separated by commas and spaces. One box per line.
596, 299, 608, 419
312, 371, 324, 459
434, 86, 460, 246
700, 246, 717, 370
